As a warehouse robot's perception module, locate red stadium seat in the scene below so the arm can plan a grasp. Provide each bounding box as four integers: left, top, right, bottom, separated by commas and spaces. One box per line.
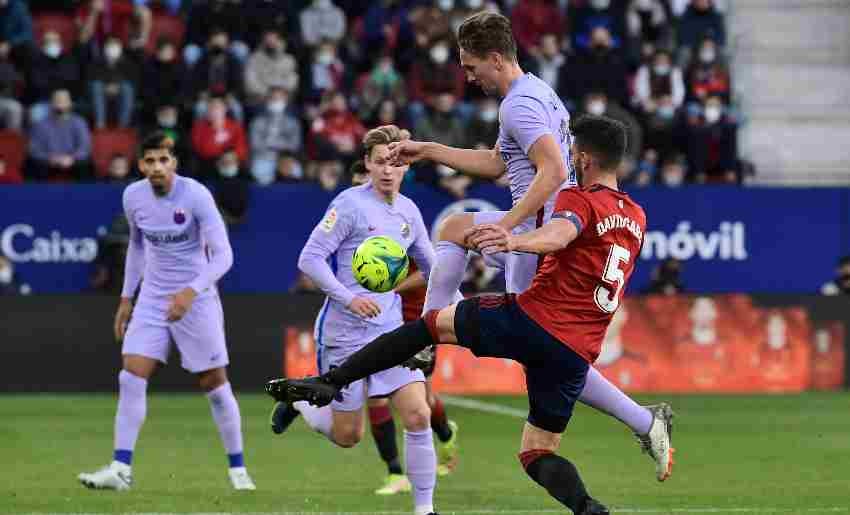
0, 130, 27, 184
145, 12, 186, 54
92, 128, 138, 178
33, 12, 78, 50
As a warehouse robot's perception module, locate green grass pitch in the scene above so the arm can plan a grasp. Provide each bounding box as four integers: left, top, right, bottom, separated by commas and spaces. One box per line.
2, 393, 849, 514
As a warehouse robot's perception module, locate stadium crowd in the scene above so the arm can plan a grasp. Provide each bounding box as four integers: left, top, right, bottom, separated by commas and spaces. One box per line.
0, 0, 743, 194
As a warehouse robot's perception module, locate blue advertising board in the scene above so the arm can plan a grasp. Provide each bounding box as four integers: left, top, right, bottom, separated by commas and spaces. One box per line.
1, 183, 847, 294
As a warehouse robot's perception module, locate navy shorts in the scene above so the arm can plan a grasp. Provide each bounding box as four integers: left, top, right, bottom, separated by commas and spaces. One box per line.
454, 294, 589, 433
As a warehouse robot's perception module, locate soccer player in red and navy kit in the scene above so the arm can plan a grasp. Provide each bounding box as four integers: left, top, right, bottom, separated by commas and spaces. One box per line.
269, 116, 661, 514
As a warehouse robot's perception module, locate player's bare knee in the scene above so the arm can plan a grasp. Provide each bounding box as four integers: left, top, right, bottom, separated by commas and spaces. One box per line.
435, 213, 473, 246
520, 422, 561, 454
333, 426, 363, 448
400, 402, 431, 431
197, 367, 228, 392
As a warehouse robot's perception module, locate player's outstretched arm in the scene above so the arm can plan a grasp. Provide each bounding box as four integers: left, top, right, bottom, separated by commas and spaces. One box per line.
468, 219, 578, 256
497, 134, 568, 231
389, 140, 505, 179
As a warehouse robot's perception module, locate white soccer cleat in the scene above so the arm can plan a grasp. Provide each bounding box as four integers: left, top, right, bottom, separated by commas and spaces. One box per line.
635, 403, 675, 482
228, 467, 256, 490
78, 461, 132, 491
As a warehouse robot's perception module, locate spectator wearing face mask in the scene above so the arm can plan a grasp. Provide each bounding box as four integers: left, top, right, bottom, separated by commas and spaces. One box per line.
26, 30, 84, 124
0, 255, 25, 295
214, 149, 251, 225
642, 93, 679, 161
28, 89, 92, 182
144, 103, 192, 166
184, 0, 248, 67
141, 37, 188, 115
685, 36, 730, 102
677, 0, 726, 65
305, 41, 347, 105
821, 256, 850, 296
276, 153, 305, 184
658, 153, 687, 187
634, 49, 685, 114
250, 87, 303, 185
88, 35, 139, 129
309, 91, 365, 163
191, 95, 248, 172
300, 0, 347, 48
568, 0, 628, 52
407, 39, 465, 120
530, 33, 567, 93
685, 95, 738, 183
510, 0, 564, 58
356, 55, 407, 122
582, 91, 643, 171
189, 29, 245, 121
465, 98, 499, 149
244, 29, 299, 107
562, 26, 629, 107
367, 99, 404, 130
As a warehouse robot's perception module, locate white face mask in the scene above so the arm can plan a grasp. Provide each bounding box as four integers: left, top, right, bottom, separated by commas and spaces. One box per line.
430, 45, 449, 64
466, 0, 483, 8
587, 100, 606, 116
219, 165, 239, 178
105, 44, 122, 61
438, 0, 454, 10
699, 48, 716, 63
0, 266, 11, 284
316, 52, 334, 65
158, 115, 177, 128
44, 42, 62, 58
591, 0, 610, 9
480, 107, 498, 122
315, 0, 332, 8
634, 0, 653, 9
704, 105, 722, 123
268, 100, 287, 114
653, 64, 670, 75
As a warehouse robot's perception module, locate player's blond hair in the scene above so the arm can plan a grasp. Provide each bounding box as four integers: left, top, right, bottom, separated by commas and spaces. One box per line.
363, 125, 411, 161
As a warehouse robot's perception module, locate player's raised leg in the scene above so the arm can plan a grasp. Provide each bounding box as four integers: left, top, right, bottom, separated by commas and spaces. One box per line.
423, 214, 473, 312
368, 398, 411, 495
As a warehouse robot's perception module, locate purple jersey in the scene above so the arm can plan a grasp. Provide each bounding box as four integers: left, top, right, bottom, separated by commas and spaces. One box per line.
497, 73, 576, 218
121, 176, 233, 302
298, 182, 435, 340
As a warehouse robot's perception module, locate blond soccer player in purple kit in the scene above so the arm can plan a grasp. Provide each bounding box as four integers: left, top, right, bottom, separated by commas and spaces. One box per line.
385, 12, 674, 482
78, 132, 255, 492
269, 125, 440, 515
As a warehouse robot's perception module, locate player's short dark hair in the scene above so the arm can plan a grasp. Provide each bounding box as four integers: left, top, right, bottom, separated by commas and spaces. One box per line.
571, 115, 627, 171
457, 11, 517, 61
138, 131, 176, 159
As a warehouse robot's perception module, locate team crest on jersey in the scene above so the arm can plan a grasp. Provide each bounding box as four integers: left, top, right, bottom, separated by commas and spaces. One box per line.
320, 207, 338, 233
401, 222, 411, 239
173, 208, 186, 225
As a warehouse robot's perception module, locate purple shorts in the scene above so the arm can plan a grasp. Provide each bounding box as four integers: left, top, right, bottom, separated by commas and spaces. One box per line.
122, 294, 229, 373
316, 320, 425, 412
473, 210, 544, 294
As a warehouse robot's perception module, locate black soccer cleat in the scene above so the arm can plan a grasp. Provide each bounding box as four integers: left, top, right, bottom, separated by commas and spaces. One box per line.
269, 376, 341, 407
270, 401, 300, 435
581, 498, 610, 515
402, 345, 436, 374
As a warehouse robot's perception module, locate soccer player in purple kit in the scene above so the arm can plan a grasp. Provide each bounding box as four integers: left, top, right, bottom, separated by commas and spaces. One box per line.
383, 12, 673, 481
77, 132, 255, 491
269, 125, 440, 515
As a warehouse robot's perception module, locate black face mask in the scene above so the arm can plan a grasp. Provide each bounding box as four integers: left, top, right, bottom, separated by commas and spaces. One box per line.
210, 46, 226, 56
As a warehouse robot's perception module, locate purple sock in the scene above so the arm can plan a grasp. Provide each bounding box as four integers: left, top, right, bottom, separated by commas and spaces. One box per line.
405, 428, 436, 511
206, 382, 245, 464
579, 367, 653, 434
113, 370, 147, 464
294, 400, 334, 440
423, 240, 469, 312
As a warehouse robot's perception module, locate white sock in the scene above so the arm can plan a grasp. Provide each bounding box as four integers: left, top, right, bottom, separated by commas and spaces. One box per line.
294, 400, 333, 440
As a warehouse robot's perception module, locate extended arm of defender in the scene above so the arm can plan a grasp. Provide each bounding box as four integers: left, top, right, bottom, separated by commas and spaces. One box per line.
497, 134, 568, 230
424, 143, 506, 179
510, 218, 578, 254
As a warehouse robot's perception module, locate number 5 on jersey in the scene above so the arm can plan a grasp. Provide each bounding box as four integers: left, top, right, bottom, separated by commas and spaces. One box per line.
594, 244, 630, 314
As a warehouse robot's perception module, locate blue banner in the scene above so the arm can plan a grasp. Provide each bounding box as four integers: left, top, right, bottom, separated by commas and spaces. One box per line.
1, 183, 847, 294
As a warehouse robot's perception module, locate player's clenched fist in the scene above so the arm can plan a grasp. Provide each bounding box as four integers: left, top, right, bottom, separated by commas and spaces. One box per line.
348, 296, 381, 318
113, 298, 134, 341
387, 140, 428, 166
167, 287, 198, 322
465, 223, 514, 254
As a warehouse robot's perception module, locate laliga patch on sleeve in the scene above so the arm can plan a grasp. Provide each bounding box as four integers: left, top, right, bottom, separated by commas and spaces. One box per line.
320, 207, 338, 233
